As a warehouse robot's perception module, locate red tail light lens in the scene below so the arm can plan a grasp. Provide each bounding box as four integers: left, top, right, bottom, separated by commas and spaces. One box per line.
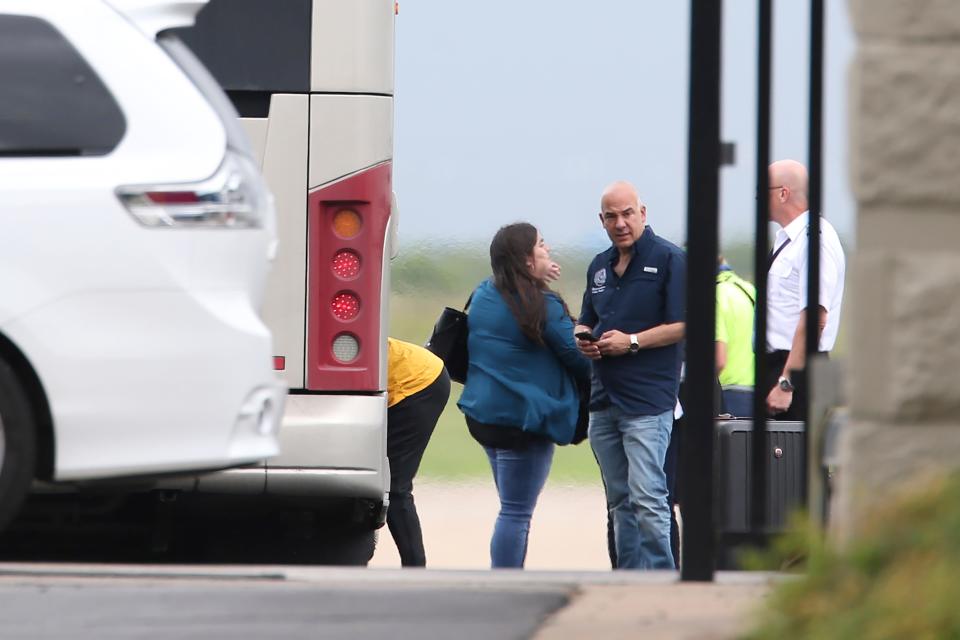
331, 291, 360, 321
332, 250, 361, 280
145, 191, 201, 204
117, 151, 268, 228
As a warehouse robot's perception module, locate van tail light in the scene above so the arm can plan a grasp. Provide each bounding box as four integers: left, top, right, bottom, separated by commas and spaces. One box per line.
116, 151, 270, 229
306, 163, 391, 391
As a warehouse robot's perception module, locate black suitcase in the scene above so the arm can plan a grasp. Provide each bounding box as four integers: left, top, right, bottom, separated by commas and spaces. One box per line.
713, 419, 805, 568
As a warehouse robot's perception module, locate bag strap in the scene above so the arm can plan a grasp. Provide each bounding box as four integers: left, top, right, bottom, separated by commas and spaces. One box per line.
463, 291, 474, 312
731, 280, 755, 307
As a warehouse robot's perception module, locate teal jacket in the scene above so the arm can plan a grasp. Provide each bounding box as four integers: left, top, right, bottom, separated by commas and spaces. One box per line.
458, 279, 590, 444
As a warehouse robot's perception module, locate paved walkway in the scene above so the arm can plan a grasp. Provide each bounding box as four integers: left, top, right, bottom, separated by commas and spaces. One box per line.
369, 482, 776, 638
371, 480, 614, 570
0, 563, 776, 639
534, 574, 774, 640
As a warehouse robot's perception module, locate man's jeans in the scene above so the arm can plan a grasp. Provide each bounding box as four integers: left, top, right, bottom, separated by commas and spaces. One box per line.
483, 439, 554, 568
589, 406, 675, 570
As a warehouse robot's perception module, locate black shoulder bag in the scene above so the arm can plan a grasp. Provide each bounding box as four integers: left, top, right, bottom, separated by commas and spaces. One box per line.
425, 293, 472, 384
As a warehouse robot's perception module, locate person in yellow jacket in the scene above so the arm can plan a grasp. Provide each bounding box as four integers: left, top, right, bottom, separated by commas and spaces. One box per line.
715, 258, 756, 417
385, 338, 450, 567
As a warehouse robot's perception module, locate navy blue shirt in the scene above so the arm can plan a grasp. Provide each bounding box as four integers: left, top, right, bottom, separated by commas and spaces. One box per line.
579, 226, 686, 416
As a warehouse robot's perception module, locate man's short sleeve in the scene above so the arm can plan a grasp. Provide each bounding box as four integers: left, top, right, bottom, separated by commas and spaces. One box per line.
798, 246, 843, 312
664, 249, 686, 323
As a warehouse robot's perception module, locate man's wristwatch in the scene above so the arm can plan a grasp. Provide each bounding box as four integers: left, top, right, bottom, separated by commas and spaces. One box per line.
628, 334, 640, 354
778, 376, 794, 392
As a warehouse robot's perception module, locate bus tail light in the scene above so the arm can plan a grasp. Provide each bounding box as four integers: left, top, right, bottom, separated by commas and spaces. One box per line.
332, 250, 361, 279
331, 291, 360, 321
332, 334, 360, 363
306, 163, 391, 391
333, 208, 362, 238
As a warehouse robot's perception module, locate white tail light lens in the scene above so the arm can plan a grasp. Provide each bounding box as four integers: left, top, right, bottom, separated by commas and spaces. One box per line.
332, 333, 360, 363
116, 151, 268, 229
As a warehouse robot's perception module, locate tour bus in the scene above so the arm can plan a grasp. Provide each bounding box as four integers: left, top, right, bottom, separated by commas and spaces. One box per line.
159, 0, 397, 563
0, 1, 284, 533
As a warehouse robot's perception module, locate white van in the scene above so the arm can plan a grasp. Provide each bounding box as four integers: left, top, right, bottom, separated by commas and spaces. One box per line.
0, 0, 285, 530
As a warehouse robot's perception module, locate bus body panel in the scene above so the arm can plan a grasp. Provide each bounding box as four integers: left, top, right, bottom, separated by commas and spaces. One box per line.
266, 394, 387, 499
245, 95, 310, 389
239, 118, 268, 162
311, 0, 394, 94
158, 393, 388, 500
308, 95, 394, 190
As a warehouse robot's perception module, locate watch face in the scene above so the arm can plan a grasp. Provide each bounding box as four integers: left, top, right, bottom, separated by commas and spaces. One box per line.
779, 378, 793, 391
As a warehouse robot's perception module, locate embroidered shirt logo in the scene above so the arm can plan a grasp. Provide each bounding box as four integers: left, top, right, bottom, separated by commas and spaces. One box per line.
594, 268, 607, 287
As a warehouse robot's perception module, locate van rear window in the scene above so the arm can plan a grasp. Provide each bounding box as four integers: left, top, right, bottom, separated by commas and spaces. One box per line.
0, 14, 125, 157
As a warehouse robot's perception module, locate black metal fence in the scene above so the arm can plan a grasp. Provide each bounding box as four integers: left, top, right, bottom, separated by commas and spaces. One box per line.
681, 0, 825, 582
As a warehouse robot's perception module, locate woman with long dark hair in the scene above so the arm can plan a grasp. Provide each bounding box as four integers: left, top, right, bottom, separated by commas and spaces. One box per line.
458, 222, 589, 568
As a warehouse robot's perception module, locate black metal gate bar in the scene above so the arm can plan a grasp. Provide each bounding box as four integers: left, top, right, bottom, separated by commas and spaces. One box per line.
681, 0, 722, 582
751, 0, 774, 535
803, 0, 824, 504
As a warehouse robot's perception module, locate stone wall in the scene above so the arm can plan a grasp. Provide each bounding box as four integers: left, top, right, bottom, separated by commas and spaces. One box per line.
832, 0, 960, 539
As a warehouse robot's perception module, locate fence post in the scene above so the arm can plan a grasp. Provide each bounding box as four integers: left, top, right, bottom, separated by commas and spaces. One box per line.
681, 0, 723, 582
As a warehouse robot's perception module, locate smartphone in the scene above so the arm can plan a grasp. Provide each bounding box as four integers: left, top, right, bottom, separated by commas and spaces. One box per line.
575, 331, 599, 342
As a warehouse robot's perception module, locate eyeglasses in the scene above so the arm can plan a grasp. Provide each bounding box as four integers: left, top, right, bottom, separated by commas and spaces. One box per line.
755, 185, 786, 200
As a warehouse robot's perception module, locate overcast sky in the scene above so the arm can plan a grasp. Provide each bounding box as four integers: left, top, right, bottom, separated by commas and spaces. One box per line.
393, 1, 856, 252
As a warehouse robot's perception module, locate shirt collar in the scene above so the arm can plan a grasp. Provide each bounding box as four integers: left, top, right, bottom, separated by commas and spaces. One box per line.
781, 211, 810, 242
608, 225, 655, 268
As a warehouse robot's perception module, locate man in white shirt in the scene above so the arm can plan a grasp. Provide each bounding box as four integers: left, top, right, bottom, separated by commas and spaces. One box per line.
765, 159, 845, 420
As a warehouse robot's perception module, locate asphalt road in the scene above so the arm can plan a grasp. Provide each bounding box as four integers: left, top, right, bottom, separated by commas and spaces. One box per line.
0, 572, 570, 640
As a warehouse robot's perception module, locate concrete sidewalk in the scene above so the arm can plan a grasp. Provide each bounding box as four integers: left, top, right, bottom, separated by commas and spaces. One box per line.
534, 573, 774, 640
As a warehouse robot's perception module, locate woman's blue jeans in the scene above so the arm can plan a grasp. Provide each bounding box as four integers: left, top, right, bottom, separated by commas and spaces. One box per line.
483, 438, 554, 568
589, 406, 675, 570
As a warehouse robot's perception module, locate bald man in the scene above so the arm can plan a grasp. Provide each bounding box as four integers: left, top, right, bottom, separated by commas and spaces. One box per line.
765, 160, 845, 420
575, 181, 686, 570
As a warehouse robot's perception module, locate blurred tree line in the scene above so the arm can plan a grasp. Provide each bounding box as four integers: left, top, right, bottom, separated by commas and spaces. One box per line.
392, 240, 759, 300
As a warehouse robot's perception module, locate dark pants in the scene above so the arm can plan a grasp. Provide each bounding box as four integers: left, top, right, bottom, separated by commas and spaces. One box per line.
386, 368, 451, 567
721, 388, 754, 418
